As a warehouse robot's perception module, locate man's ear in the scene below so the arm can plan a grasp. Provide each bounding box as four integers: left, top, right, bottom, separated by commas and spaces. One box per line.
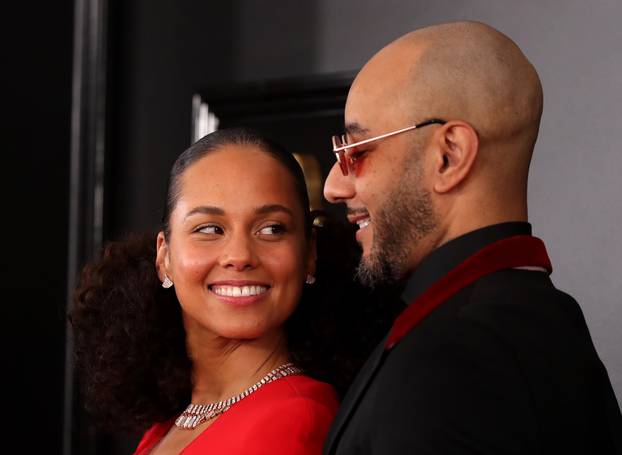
431, 121, 479, 194
155, 231, 171, 281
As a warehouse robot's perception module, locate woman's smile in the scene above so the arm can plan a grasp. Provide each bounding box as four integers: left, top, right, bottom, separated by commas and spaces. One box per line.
208, 280, 271, 306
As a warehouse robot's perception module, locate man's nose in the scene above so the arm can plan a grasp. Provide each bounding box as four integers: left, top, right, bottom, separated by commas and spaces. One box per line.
219, 234, 258, 271
324, 162, 355, 204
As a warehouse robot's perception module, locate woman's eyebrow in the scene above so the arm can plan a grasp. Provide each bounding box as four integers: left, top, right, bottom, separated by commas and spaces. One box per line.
184, 204, 293, 219
184, 205, 225, 219
254, 204, 294, 217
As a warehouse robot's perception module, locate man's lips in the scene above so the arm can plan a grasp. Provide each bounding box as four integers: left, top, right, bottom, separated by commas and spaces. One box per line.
347, 209, 372, 230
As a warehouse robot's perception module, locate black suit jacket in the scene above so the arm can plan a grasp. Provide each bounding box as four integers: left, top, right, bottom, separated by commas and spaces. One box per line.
324, 224, 622, 454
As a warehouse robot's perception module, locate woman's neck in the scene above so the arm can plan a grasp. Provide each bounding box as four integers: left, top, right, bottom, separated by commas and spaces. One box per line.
185, 326, 291, 405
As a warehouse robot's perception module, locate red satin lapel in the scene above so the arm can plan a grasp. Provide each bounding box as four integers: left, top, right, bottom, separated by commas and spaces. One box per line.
386, 235, 552, 350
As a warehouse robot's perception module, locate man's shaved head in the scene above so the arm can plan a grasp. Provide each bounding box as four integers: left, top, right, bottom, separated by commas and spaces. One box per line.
398, 22, 541, 135
348, 21, 543, 189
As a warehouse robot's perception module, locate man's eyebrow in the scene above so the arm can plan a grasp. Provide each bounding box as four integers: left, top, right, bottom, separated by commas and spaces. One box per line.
345, 122, 370, 136
184, 205, 225, 219
255, 204, 294, 217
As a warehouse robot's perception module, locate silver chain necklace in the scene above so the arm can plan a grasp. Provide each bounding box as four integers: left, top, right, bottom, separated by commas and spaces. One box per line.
175, 362, 302, 430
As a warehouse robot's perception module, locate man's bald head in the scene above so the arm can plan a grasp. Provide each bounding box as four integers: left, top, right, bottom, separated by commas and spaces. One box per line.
348, 21, 543, 189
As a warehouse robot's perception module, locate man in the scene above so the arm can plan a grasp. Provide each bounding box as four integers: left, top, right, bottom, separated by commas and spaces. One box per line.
323, 21, 622, 454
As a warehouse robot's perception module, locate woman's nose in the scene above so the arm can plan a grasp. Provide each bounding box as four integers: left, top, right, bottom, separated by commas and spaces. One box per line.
218, 234, 258, 271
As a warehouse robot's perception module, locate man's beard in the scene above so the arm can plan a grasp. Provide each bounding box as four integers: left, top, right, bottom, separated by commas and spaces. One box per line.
356, 158, 437, 288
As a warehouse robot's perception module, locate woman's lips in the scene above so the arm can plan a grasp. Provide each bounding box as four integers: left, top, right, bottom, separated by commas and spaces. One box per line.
211, 284, 268, 297
208, 282, 270, 306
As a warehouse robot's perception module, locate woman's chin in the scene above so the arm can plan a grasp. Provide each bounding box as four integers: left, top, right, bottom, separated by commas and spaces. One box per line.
213, 324, 273, 342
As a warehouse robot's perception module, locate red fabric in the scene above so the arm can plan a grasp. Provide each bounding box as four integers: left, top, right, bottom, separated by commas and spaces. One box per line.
133, 375, 338, 454
386, 235, 552, 349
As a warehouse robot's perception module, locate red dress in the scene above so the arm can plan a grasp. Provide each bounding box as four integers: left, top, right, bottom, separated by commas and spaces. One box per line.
133, 375, 338, 454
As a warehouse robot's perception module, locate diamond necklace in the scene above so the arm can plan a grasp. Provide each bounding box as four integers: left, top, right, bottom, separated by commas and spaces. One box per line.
175, 362, 302, 430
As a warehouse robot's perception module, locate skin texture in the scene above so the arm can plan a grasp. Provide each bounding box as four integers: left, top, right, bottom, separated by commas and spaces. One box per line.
324, 21, 543, 284
153, 145, 315, 453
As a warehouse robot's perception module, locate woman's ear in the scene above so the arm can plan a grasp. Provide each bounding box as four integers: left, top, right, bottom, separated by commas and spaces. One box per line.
431, 121, 479, 194
155, 231, 171, 281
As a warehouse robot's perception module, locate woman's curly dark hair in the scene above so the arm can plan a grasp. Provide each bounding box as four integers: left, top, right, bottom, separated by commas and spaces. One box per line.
70, 128, 404, 434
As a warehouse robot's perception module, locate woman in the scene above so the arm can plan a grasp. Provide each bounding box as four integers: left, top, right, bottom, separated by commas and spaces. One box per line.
71, 128, 401, 454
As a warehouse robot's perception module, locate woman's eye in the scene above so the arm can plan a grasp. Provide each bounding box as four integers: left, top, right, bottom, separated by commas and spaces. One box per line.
196, 224, 223, 235
257, 224, 286, 236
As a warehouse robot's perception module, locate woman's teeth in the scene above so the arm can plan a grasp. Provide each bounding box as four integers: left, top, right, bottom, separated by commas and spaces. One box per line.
211, 285, 268, 297
357, 218, 371, 229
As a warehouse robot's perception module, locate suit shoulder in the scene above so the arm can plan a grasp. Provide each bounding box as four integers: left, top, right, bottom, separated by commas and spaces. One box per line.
458, 270, 591, 340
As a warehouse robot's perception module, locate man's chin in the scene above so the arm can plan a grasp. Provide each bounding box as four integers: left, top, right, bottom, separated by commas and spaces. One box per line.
356, 245, 409, 289
356, 253, 387, 288
355, 262, 377, 288
359, 247, 373, 263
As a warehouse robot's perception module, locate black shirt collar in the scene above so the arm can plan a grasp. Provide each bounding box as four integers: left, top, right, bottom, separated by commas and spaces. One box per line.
401, 222, 532, 304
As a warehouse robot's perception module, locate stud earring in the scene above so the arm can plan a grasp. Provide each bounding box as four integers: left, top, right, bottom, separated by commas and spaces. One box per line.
162, 275, 174, 289
305, 274, 316, 285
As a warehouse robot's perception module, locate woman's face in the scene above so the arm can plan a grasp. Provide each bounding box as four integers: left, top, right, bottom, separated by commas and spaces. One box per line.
157, 145, 314, 341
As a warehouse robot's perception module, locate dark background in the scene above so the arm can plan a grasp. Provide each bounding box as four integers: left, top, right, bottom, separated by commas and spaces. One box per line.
3, 1, 73, 452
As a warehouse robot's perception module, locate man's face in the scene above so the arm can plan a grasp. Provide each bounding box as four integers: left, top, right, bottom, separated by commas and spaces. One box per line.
324, 74, 439, 287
